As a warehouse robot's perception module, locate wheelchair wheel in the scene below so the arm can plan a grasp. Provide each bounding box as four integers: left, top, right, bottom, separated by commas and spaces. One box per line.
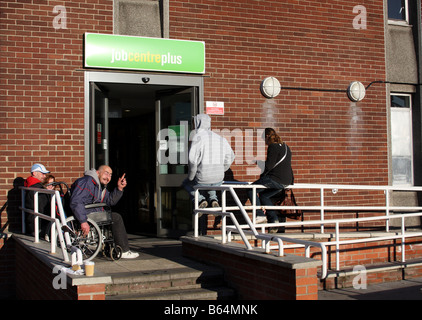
110, 245, 122, 260
64, 216, 102, 261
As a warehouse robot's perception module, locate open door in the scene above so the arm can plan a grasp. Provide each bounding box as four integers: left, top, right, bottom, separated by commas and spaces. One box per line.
90, 83, 109, 169
156, 87, 198, 237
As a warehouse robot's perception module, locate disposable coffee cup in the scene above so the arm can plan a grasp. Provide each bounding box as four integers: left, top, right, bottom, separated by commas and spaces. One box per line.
84, 261, 95, 276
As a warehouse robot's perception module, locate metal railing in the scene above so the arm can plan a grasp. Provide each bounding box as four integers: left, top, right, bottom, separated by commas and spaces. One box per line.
193, 183, 422, 279
20, 186, 78, 263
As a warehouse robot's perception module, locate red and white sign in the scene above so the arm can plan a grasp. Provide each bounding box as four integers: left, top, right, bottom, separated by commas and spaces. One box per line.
206, 101, 224, 115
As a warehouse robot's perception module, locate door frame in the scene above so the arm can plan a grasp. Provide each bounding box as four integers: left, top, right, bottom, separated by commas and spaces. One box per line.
84, 71, 204, 236
155, 87, 198, 237
84, 71, 204, 168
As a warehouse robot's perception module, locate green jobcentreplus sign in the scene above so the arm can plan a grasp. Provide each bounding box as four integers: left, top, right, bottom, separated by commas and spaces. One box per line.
84, 33, 206, 74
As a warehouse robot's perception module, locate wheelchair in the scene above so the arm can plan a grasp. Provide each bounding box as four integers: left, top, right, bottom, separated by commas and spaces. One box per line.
52, 182, 123, 261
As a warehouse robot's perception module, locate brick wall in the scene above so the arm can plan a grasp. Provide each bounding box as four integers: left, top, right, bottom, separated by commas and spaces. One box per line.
0, 0, 114, 233
0, 1, 113, 297
0, 236, 15, 298
169, 1, 388, 186
235, 234, 422, 290
0, 1, 390, 231
182, 238, 320, 300
15, 236, 106, 300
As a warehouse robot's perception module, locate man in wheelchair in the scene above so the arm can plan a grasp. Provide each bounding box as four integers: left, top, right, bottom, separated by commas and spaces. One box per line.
70, 165, 139, 259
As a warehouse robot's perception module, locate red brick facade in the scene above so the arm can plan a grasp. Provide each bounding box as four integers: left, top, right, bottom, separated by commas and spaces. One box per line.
1, 1, 387, 221
0, 0, 412, 298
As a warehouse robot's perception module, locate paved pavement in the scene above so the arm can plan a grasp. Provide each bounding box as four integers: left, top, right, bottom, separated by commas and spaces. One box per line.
94, 234, 212, 275
318, 277, 422, 300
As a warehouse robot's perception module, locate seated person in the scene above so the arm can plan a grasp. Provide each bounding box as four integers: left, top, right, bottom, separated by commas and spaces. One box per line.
182, 114, 235, 208
248, 128, 293, 225
24, 163, 51, 237
70, 165, 139, 259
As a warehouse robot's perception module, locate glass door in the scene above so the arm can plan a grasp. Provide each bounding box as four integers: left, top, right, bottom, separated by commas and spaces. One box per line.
90, 83, 109, 168
156, 87, 198, 237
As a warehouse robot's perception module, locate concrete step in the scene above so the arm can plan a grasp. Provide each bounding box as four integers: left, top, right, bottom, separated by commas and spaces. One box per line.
105, 265, 236, 300
107, 287, 235, 300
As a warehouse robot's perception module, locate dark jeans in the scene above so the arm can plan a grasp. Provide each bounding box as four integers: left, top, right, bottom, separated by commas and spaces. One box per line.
248, 176, 285, 223
89, 211, 130, 252
182, 178, 221, 204
110, 212, 130, 252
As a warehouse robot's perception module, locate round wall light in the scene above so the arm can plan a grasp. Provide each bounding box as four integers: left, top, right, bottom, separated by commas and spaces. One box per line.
347, 81, 366, 102
260, 77, 281, 99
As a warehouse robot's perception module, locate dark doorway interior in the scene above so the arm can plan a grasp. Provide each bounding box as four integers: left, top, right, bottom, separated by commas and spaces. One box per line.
93, 82, 194, 237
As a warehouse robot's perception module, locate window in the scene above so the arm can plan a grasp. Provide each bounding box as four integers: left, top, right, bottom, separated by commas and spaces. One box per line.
388, 0, 409, 24
390, 94, 413, 186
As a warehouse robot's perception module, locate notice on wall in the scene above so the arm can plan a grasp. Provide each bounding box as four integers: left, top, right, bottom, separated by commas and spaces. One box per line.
206, 101, 224, 115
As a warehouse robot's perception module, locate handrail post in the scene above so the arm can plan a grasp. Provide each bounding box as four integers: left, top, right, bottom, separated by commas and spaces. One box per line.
34, 192, 39, 243
252, 185, 257, 223
50, 195, 57, 254
320, 187, 325, 233
385, 188, 390, 232
193, 189, 199, 237
335, 222, 340, 271
21, 189, 26, 234
221, 189, 227, 244
401, 215, 405, 262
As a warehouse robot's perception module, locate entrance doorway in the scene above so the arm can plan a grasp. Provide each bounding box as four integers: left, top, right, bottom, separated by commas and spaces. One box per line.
85, 72, 203, 237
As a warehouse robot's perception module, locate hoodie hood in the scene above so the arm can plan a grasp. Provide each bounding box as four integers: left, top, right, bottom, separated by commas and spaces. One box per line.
24, 176, 42, 187
84, 168, 100, 185
194, 114, 211, 132
84, 168, 103, 200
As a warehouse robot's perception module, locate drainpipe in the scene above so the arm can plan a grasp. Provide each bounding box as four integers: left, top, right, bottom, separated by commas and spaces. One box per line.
416, 0, 422, 186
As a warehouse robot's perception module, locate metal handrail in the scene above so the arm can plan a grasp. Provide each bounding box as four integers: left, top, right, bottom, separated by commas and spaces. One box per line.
193, 183, 422, 279
19, 186, 77, 263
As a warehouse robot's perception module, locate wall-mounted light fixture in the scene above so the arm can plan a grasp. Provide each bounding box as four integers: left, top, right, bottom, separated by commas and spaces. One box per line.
260, 77, 281, 99
261, 78, 370, 102
347, 81, 366, 102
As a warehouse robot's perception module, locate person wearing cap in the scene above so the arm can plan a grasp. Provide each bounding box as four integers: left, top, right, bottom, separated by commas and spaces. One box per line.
24, 163, 51, 237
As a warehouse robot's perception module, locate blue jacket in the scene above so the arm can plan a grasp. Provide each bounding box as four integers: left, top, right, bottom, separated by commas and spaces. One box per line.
69, 169, 123, 223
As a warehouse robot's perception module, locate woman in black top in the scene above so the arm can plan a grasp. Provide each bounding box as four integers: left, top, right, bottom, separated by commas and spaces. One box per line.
249, 128, 293, 224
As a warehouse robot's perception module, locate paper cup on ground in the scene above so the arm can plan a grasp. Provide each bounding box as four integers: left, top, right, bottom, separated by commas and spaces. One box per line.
84, 261, 95, 276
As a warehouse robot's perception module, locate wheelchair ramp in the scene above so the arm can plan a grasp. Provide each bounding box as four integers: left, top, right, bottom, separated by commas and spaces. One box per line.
94, 236, 236, 300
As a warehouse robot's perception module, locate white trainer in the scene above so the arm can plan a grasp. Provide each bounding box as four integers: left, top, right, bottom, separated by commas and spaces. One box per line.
255, 216, 267, 224
121, 250, 139, 259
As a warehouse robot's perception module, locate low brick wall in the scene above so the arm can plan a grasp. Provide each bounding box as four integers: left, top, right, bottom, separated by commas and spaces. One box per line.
181, 236, 322, 300
0, 234, 16, 299
13, 234, 111, 300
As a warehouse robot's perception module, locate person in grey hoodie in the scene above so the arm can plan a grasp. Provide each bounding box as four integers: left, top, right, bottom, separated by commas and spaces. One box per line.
183, 114, 235, 208
70, 165, 139, 259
